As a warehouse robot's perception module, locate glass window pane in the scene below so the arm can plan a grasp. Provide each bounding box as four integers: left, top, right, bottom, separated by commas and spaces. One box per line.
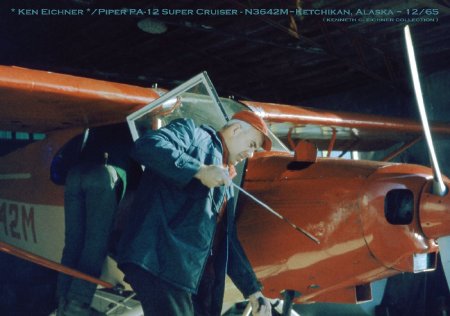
128, 73, 227, 141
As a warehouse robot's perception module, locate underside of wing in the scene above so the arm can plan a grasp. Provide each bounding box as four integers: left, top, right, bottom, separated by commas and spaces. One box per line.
244, 101, 450, 151
0, 66, 159, 132
3, 65, 450, 153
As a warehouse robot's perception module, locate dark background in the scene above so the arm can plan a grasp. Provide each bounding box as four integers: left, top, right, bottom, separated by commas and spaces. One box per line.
0, 0, 449, 119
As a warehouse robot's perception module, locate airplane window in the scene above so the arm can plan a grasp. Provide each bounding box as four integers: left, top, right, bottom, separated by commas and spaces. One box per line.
384, 189, 414, 225
0, 130, 47, 157
0, 130, 46, 141
33, 133, 46, 140
0, 130, 12, 139
127, 73, 227, 141
15, 132, 30, 140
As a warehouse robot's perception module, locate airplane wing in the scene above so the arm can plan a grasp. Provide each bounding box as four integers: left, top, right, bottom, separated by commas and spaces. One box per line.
244, 101, 450, 151
2, 65, 450, 153
0, 66, 159, 132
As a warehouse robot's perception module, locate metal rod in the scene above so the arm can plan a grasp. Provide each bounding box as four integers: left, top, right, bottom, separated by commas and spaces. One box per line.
0, 241, 113, 288
382, 136, 422, 162
231, 182, 320, 244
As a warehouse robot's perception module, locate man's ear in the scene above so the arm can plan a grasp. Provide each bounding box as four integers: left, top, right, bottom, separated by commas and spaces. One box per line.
230, 122, 242, 136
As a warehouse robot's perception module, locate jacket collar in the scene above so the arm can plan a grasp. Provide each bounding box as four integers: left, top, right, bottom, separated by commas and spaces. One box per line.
201, 124, 236, 178
218, 132, 237, 179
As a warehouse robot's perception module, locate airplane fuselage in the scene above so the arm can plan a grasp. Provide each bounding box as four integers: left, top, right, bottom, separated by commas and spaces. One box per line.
0, 123, 448, 306
238, 152, 443, 303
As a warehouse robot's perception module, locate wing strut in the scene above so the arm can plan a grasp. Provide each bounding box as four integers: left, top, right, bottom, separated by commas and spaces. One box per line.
0, 241, 113, 288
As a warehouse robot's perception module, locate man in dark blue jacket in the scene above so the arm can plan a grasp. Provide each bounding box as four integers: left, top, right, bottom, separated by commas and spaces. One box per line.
117, 111, 272, 316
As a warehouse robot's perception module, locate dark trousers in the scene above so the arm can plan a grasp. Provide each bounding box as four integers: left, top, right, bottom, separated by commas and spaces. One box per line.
122, 264, 194, 316
192, 275, 217, 316
56, 163, 121, 304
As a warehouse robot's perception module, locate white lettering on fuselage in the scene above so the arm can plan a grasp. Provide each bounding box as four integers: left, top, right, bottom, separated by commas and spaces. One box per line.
0, 201, 37, 243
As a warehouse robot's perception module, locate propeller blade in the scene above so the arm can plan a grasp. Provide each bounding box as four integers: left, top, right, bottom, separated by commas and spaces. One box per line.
437, 236, 450, 292
406, 24, 450, 293
404, 25, 447, 196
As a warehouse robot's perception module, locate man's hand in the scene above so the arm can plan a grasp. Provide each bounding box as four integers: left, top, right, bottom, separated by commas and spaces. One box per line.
194, 165, 231, 188
248, 291, 272, 316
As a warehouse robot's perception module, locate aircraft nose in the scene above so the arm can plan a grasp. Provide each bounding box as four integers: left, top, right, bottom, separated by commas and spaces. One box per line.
419, 179, 450, 239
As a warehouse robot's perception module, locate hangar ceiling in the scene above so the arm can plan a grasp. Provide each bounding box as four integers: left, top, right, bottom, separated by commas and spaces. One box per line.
0, 0, 449, 113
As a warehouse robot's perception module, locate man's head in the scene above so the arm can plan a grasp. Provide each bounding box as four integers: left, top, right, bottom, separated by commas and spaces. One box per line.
220, 111, 272, 165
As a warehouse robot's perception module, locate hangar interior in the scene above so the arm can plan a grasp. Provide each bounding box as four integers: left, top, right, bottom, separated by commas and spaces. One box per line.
0, 0, 450, 315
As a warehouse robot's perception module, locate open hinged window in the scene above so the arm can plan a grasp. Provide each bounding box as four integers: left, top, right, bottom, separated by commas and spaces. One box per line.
127, 71, 286, 151
127, 72, 228, 141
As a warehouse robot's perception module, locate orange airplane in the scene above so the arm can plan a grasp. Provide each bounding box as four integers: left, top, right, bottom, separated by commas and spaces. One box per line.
0, 66, 450, 314
0, 46, 449, 315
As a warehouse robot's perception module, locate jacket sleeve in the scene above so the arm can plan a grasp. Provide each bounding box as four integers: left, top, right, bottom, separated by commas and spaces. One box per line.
131, 118, 203, 188
227, 219, 262, 298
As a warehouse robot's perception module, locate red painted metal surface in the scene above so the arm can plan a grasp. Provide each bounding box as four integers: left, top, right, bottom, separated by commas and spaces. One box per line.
244, 100, 450, 135
237, 152, 444, 303
0, 65, 159, 132
0, 128, 81, 204
420, 181, 450, 239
